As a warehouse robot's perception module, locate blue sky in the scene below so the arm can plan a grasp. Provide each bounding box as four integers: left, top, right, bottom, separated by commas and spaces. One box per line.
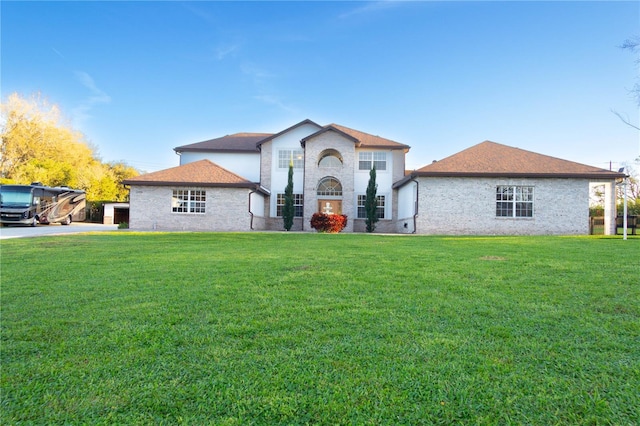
2, 1, 638, 173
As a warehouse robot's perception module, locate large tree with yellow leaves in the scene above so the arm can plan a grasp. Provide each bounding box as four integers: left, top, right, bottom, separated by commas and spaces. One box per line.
1, 93, 137, 201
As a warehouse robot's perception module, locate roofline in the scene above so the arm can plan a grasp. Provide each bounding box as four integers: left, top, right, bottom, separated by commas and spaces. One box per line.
392, 174, 415, 189
301, 125, 359, 147
174, 147, 260, 154
359, 144, 411, 151
300, 125, 410, 150
122, 180, 263, 189
410, 171, 627, 179
256, 119, 323, 146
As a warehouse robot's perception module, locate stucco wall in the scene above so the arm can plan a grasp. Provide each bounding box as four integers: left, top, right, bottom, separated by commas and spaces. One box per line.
414, 177, 590, 235
264, 123, 320, 216
129, 185, 254, 231
397, 180, 417, 233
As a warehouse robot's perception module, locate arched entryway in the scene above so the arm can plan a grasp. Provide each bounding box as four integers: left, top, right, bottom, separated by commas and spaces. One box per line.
317, 177, 342, 214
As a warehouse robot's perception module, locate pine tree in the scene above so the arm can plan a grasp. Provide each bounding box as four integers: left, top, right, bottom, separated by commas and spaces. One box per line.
283, 158, 294, 231
365, 166, 378, 232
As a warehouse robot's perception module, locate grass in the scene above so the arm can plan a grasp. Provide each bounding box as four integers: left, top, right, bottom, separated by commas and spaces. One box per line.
1, 232, 639, 425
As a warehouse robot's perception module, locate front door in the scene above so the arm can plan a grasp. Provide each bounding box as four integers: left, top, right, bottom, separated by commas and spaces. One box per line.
318, 200, 342, 215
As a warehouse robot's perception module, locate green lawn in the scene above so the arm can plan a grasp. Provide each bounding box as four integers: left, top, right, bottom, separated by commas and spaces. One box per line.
1, 233, 638, 425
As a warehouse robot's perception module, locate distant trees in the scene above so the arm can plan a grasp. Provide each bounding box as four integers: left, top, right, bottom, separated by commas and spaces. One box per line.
620, 166, 640, 215
1, 92, 138, 201
590, 165, 640, 216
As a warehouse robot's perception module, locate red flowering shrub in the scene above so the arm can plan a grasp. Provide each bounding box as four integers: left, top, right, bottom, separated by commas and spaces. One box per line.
310, 212, 347, 233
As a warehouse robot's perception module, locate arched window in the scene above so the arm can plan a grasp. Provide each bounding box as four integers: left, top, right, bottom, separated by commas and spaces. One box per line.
318, 149, 343, 168
317, 177, 342, 196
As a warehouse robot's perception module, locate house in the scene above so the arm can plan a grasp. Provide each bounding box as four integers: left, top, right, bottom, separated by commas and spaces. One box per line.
123, 120, 625, 235
394, 141, 624, 235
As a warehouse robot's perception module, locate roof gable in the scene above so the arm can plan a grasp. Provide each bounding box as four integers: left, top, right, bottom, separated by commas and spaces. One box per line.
302, 123, 410, 150
123, 159, 257, 187
174, 133, 271, 154
414, 141, 625, 179
256, 119, 323, 146
172, 120, 410, 153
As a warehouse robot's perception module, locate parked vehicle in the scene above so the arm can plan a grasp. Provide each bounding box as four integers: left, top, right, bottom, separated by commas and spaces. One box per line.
0, 183, 86, 226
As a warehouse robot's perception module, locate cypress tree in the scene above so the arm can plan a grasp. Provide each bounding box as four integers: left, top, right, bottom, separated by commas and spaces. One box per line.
365, 166, 378, 232
283, 158, 294, 231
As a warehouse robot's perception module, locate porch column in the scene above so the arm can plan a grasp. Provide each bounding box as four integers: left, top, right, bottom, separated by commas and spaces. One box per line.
603, 180, 617, 235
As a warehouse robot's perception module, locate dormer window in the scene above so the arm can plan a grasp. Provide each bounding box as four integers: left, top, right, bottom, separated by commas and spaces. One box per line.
318, 149, 343, 168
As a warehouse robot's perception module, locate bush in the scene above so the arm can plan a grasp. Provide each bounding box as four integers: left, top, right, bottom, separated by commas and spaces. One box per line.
310, 212, 347, 233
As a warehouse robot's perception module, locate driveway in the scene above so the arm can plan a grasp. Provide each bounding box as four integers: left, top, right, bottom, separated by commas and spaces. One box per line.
0, 223, 119, 239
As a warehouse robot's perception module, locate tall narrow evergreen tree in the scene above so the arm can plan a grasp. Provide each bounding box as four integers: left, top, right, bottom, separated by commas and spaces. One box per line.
365, 166, 378, 232
283, 156, 295, 231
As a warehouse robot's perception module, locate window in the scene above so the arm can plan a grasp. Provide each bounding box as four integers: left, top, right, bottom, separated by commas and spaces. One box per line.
318, 149, 343, 168
317, 177, 342, 196
278, 149, 304, 169
496, 186, 533, 217
357, 195, 386, 219
276, 193, 304, 217
172, 189, 206, 213
358, 152, 387, 171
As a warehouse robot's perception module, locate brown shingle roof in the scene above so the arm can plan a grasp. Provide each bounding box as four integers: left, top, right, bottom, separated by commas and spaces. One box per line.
301, 123, 410, 150
123, 159, 258, 187
256, 119, 323, 146
174, 133, 271, 153
173, 120, 410, 153
413, 141, 625, 179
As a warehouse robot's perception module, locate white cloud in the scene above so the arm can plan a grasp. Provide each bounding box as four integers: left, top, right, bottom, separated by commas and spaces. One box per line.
240, 62, 275, 83
72, 71, 111, 124
254, 95, 297, 114
51, 47, 65, 59
338, 1, 403, 20
216, 43, 240, 60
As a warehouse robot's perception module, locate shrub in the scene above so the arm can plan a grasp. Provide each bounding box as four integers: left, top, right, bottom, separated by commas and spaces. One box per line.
310, 212, 347, 233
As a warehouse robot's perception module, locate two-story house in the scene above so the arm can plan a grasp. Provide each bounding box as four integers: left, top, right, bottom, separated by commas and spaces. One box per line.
124, 119, 625, 235
125, 119, 409, 232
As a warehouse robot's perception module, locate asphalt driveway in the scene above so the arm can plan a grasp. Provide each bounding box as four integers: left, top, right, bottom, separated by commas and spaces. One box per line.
0, 223, 119, 239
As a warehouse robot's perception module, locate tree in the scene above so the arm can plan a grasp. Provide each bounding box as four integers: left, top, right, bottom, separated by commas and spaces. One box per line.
1, 92, 138, 201
621, 36, 640, 107
282, 157, 294, 231
613, 36, 640, 139
365, 166, 378, 232
618, 164, 640, 216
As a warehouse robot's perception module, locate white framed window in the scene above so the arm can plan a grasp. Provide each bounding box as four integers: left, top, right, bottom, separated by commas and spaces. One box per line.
357, 194, 386, 219
317, 177, 342, 197
358, 152, 387, 171
172, 189, 206, 214
278, 149, 304, 169
496, 186, 533, 218
318, 149, 343, 168
276, 193, 304, 217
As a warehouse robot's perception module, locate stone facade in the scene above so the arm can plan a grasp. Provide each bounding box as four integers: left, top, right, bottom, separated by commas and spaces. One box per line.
413, 177, 590, 235
129, 185, 254, 231
303, 132, 356, 232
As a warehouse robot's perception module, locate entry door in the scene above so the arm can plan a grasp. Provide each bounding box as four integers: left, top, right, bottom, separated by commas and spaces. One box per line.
318, 200, 342, 215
